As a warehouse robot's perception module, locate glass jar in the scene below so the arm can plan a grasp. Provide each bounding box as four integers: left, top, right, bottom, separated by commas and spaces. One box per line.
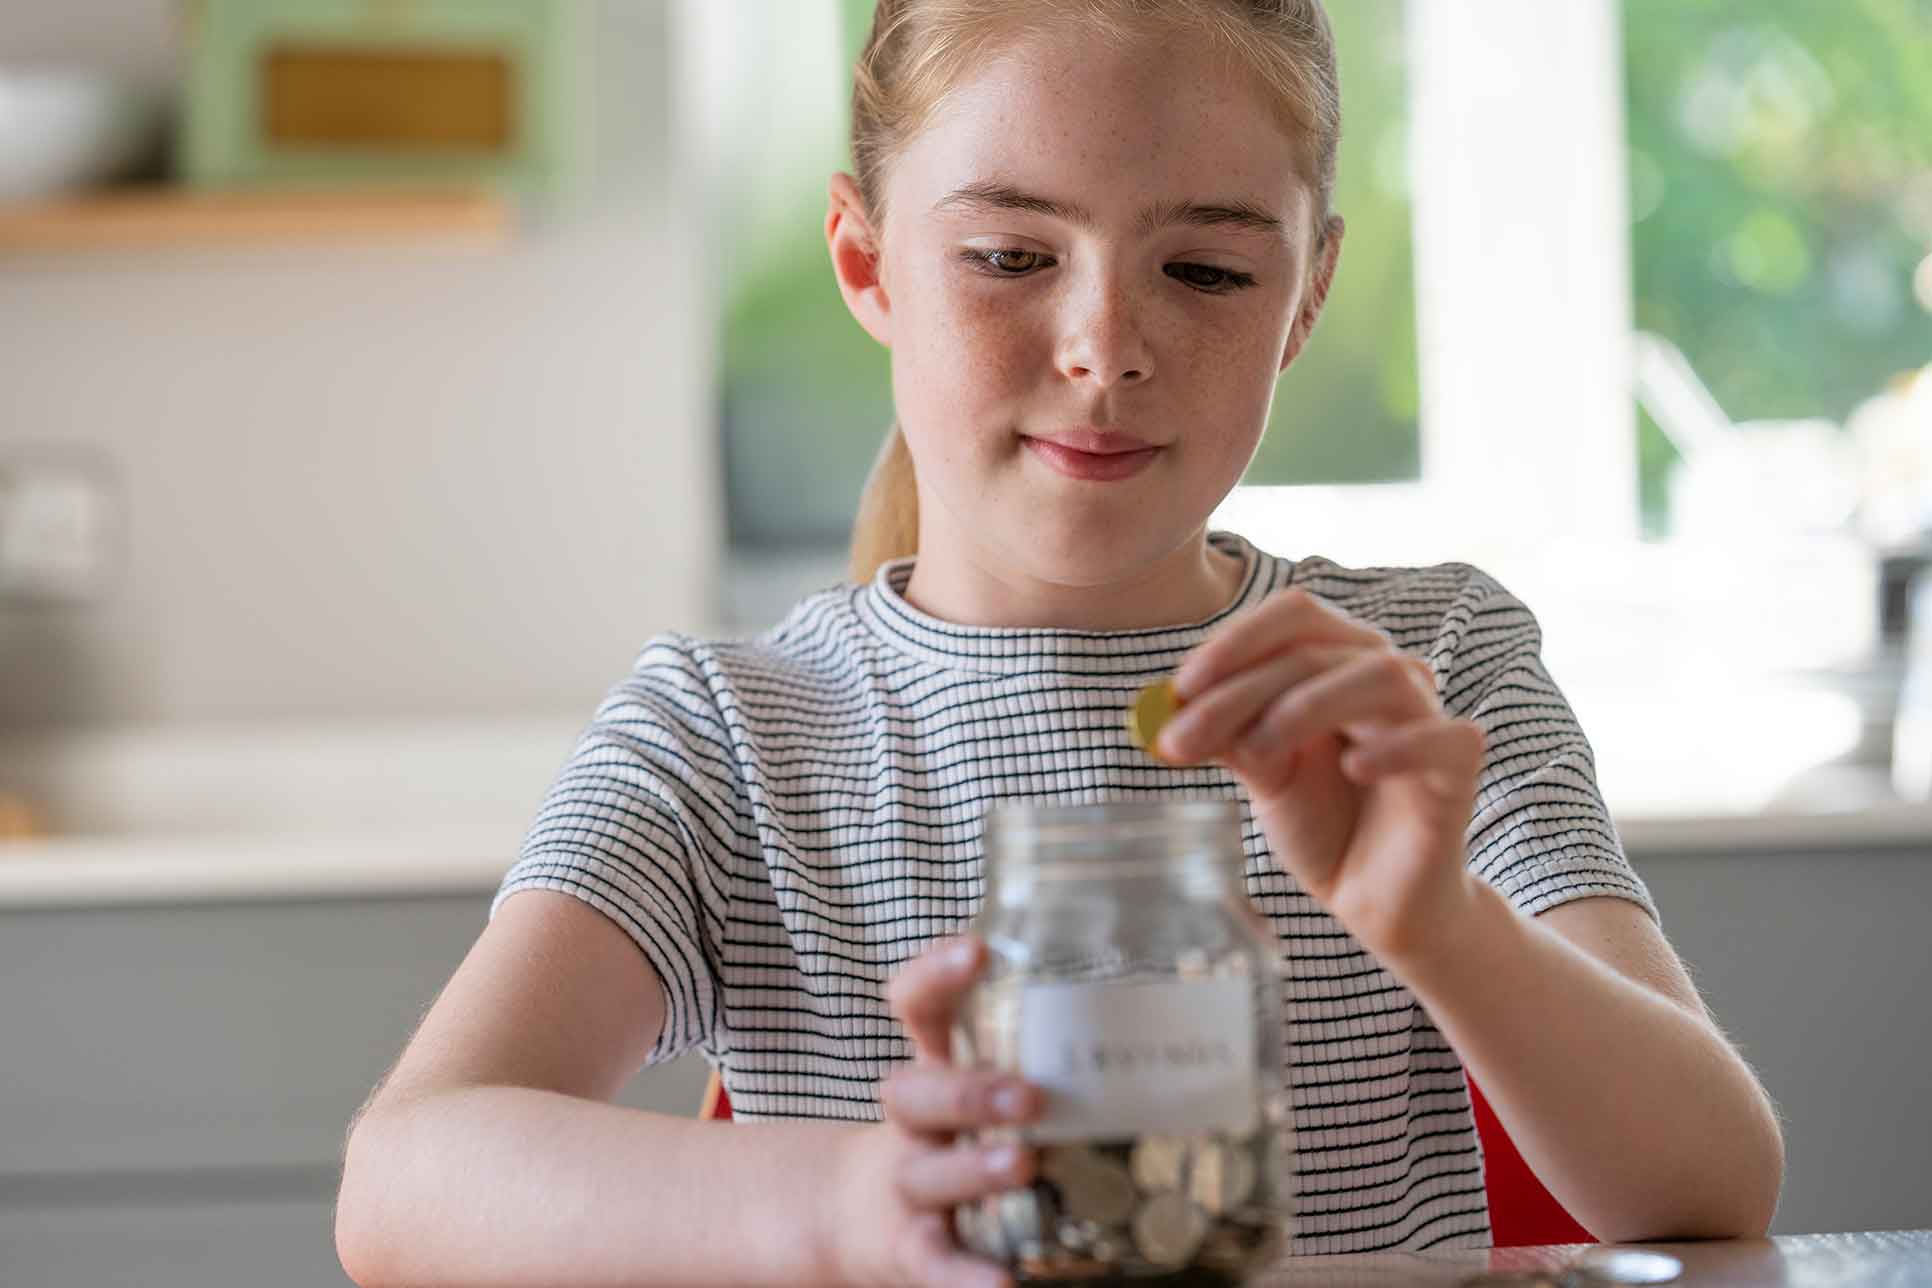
951, 800, 1291, 1285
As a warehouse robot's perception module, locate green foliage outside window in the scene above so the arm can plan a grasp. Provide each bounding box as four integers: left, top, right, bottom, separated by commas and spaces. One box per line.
1624, 0, 1932, 534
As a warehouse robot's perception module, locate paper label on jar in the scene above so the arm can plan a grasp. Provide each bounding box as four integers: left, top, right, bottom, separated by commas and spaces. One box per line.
1017, 976, 1258, 1142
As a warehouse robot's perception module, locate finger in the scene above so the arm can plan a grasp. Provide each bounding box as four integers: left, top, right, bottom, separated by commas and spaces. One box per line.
904, 1214, 1013, 1288
882, 1064, 1044, 1135
1340, 717, 1486, 793
887, 936, 984, 1061
1173, 588, 1387, 702
1157, 645, 1356, 764
1231, 651, 1436, 765
897, 1140, 1036, 1210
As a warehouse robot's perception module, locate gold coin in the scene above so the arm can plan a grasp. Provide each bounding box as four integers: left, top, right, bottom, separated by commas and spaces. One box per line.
1126, 679, 1183, 759
1128, 1134, 1191, 1194
1187, 1139, 1258, 1215
1131, 1191, 1209, 1267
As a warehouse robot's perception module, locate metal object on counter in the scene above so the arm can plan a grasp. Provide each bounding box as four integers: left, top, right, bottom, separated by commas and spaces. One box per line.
1454, 1247, 1683, 1288
1570, 1248, 1684, 1284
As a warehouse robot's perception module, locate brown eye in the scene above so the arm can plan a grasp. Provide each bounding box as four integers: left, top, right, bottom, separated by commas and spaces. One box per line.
1163, 262, 1259, 294
986, 249, 1044, 273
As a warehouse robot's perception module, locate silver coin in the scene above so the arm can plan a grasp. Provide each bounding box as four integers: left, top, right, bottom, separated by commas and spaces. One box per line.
995, 1186, 1051, 1249
1129, 1134, 1191, 1194
1188, 1138, 1258, 1214
1131, 1191, 1210, 1267
954, 1199, 1007, 1262
1571, 1248, 1685, 1285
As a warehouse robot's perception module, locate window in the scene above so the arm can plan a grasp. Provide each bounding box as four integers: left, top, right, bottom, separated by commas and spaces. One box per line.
684, 1, 1917, 690
1624, 0, 1932, 541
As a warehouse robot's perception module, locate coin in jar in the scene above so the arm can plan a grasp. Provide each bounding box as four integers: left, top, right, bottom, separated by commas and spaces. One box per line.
953, 1199, 1006, 1262
1131, 1191, 1210, 1267
994, 1186, 1053, 1250
1042, 1147, 1138, 1226
1126, 679, 1184, 759
1188, 1137, 1258, 1214
1128, 1134, 1191, 1194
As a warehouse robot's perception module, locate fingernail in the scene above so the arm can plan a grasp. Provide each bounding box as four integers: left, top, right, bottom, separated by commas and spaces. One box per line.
982, 1145, 1020, 1175
947, 938, 978, 971
990, 1082, 1029, 1120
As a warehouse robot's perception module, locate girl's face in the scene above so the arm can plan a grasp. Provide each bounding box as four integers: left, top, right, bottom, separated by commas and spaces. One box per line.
832, 26, 1342, 597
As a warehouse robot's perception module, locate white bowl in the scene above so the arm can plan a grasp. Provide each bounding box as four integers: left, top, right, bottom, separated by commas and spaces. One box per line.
0, 68, 167, 202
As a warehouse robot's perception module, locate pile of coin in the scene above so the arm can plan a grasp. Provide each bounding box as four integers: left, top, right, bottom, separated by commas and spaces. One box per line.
954, 1130, 1283, 1284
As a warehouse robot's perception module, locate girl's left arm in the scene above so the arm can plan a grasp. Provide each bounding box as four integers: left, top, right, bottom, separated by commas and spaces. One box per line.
1160, 587, 1785, 1244
1384, 878, 1784, 1243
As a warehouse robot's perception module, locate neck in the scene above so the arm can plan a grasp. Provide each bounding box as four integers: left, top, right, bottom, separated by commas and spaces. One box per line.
899, 522, 1247, 632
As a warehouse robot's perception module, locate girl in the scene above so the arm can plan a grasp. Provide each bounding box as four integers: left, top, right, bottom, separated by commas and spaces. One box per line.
335, 2, 1785, 1284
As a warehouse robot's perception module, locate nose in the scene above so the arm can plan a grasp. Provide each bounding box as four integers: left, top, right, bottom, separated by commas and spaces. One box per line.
1055, 272, 1153, 390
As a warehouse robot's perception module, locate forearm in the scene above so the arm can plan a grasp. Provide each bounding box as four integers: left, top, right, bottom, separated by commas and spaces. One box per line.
1385, 879, 1784, 1243
337, 1085, 848, 1287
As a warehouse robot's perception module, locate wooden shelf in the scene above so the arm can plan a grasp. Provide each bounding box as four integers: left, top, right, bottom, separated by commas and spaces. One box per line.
0, 187, 513, 255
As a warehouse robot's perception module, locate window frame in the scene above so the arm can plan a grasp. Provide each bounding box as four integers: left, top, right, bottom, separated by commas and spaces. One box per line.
1219, 0, 1639, 572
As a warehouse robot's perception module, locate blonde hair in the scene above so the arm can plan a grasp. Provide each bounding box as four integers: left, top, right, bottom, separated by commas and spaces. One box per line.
843, 0, 1342, 584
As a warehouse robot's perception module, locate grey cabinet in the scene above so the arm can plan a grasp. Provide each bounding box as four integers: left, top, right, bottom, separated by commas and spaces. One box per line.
0, 893, 709, 1287
1630, 844, 1932, 1237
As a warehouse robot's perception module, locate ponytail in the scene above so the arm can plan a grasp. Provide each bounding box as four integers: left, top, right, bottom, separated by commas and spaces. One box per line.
847, 422, 920, 584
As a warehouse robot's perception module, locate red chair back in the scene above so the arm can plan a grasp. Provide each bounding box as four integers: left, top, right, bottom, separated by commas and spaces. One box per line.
700, 1072, 1592, 1246
1467, 1075, 1594, 1247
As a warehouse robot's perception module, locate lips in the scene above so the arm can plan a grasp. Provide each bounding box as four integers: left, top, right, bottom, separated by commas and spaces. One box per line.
1022, 430, 1163, 482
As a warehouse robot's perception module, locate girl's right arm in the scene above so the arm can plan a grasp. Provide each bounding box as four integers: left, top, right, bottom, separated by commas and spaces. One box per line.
334, 891, 1040, 1288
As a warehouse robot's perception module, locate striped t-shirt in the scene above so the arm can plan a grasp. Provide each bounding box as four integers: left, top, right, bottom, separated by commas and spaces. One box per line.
491, 529, 1656, 1255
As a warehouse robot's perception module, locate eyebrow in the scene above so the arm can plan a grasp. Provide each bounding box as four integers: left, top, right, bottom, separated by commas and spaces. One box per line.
932, 180, 1288, 242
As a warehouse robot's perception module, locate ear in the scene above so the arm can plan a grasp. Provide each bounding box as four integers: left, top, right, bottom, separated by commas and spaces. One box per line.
826, 172, 892, 347
1279, 214, 1346, 372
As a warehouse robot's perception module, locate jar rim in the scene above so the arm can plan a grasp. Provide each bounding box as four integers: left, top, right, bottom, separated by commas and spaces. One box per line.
986, 799, 1240, 832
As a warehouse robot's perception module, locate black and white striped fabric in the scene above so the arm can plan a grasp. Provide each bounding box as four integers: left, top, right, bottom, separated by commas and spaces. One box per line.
492, 529, 1656, 1254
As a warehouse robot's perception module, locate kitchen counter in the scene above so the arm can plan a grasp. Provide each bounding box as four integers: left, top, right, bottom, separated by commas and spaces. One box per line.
2, 693, 1926, 909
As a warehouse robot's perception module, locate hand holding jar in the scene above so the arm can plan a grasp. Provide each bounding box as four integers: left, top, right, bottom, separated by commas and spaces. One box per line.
836, 937, 1045, 1288
1153, 587, 1488, 964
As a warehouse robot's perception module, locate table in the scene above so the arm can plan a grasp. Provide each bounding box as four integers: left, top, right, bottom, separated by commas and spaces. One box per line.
1254, 1231, 1932, 1287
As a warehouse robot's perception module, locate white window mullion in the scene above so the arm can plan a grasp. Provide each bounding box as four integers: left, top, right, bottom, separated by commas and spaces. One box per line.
1406, 0, 1638, 554
1221, 0, 1636, 571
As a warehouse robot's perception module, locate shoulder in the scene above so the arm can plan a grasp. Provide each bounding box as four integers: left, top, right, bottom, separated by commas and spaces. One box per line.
1284, 553, 1536, 648
1276, 553, 1544, 713
609, 581, 886, 725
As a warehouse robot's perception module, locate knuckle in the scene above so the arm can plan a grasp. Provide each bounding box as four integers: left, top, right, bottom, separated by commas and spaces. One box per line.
879, 1068, 915, 1119
946, 1074, 980, 1122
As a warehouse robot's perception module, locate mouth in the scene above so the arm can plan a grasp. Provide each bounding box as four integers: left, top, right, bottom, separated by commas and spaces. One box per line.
1021, 430, 1164, 483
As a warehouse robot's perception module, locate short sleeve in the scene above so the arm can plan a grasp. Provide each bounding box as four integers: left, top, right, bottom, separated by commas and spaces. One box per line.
1434, 567, 1660, 925
491, 637, 739, 1066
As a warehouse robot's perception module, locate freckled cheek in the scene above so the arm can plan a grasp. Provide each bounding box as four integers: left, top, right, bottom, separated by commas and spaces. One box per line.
903, 284, 1047, 410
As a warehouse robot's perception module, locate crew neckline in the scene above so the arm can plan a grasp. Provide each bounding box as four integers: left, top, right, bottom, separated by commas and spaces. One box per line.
853, 530, 1287, 678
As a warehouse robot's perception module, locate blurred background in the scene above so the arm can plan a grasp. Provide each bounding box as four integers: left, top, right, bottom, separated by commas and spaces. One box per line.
1, 2, 1928, 1283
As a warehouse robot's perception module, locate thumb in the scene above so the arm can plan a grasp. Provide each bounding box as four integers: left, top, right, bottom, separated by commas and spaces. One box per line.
886, 935, 985, 1062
